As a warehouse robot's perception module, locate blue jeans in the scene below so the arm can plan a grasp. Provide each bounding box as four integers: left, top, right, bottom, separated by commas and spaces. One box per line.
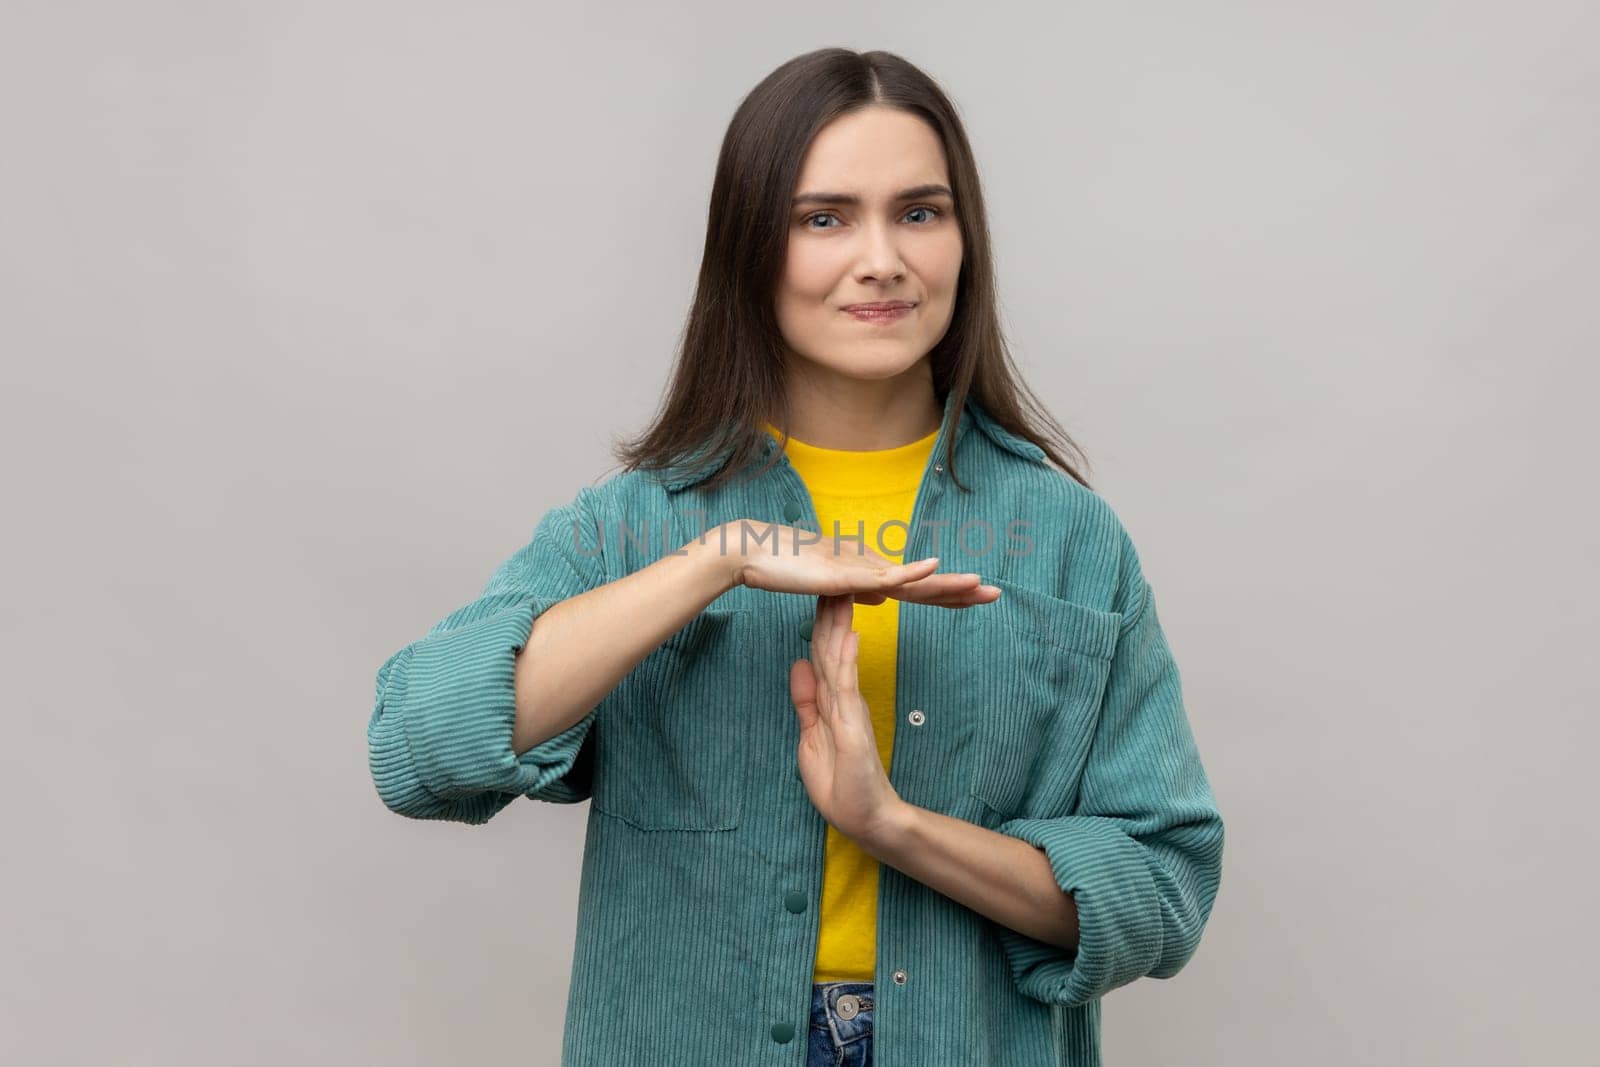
807, 981, 874, 1066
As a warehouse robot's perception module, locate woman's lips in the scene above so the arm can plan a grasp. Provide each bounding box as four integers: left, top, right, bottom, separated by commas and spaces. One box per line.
843, 304, 915, 324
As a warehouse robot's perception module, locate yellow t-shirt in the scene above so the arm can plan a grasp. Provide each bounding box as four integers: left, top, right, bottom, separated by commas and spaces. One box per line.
760, 418, 938, 983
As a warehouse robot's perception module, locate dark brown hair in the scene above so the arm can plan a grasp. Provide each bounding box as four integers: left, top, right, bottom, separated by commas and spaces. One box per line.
609, 47, 1091, 493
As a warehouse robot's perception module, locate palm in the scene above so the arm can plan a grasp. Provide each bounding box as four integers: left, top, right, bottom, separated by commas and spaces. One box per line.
788, 594, 898, 839
728, 521, 1000, 609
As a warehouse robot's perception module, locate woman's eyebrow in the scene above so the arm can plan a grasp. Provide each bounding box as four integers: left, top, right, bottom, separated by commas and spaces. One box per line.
791, 183, 954, 207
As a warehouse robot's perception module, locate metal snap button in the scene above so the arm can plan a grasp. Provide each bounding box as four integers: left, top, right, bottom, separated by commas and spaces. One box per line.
908, 709, 925, 726
933, 463, 944, 474
836, 993, 860, 1019
892, 969, 908, 985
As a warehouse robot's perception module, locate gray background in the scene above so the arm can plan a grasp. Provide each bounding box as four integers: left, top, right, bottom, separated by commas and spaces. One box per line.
3, 2, 1594, 1064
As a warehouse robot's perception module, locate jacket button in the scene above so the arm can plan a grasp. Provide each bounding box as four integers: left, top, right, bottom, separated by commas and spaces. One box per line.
892, 968, 908, 985
908, 709, 925, 726
798, 617, 813, 640
783, 890, 807, 913
783, 499, 804, 522
771, 1021, 796, 1044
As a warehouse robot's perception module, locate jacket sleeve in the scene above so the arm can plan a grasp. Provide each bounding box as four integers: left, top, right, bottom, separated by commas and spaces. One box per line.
993, 550, 1225, 1006
366, 485, 607, 825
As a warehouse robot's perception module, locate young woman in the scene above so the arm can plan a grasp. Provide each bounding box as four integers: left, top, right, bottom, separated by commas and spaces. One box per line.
368, 48, 1224, 1067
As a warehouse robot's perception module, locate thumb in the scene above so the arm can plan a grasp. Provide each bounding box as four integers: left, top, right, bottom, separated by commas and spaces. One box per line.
789, 658, 820, 731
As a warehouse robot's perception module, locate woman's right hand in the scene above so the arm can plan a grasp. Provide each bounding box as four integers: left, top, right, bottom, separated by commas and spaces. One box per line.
708, 519, 1001, 609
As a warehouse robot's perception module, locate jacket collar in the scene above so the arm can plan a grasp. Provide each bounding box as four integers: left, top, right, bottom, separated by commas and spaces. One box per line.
656, 390, 1045, 494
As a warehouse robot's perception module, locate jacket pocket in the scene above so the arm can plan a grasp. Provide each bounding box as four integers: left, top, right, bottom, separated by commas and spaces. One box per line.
591, 607, 751, 831
961, 582, 1121, 818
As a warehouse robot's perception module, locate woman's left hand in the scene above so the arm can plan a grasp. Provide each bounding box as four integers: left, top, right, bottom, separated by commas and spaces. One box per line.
789, 593, 904, 843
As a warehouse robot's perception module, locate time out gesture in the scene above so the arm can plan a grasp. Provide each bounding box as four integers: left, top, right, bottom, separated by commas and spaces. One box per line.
713, 519, 1002, 841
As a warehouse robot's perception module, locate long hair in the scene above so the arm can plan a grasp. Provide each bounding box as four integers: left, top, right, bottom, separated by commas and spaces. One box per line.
610, 47, 1092, 493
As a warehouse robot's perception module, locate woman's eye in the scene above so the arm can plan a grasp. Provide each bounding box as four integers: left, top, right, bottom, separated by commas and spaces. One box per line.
801, 206, 944, 230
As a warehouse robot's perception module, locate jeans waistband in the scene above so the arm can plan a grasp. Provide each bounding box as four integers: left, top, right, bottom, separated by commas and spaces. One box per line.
811, 981, 874, 1046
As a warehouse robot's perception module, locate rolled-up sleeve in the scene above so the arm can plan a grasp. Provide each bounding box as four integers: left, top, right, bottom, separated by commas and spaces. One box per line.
366, 486, 607, 824
994, 554, 1225, 1006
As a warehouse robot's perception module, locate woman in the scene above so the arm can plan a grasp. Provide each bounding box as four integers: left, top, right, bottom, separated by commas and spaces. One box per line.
368, 48, 1224, 1067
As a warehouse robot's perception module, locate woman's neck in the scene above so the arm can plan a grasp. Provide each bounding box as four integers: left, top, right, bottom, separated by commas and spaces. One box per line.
770, 371, 943, 451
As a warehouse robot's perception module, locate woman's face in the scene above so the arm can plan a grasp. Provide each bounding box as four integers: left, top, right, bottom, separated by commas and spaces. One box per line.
775, 106, 963, 387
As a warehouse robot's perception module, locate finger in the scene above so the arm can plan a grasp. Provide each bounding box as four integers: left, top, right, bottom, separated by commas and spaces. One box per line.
912, 592, 1003, 608
879, 556, 940, 585
836, 596, 854, 670
887, 573, 992, 600
789, 658, 821, 731
823, 595, 851, 717
846, 557, 939, 595
899, 584, 1002, 607
811, 593, 832, 658
826, 594, 850, 674
811, 594, 840, 689
838, 629, 861, 696
888, 571, 982, 596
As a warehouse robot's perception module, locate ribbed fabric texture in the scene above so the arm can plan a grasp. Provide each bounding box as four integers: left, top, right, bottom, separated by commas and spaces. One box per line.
367, 392, 1225, 1066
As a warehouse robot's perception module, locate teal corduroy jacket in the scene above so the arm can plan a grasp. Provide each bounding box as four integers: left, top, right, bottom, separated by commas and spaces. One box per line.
367, 390, 1225, 1066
